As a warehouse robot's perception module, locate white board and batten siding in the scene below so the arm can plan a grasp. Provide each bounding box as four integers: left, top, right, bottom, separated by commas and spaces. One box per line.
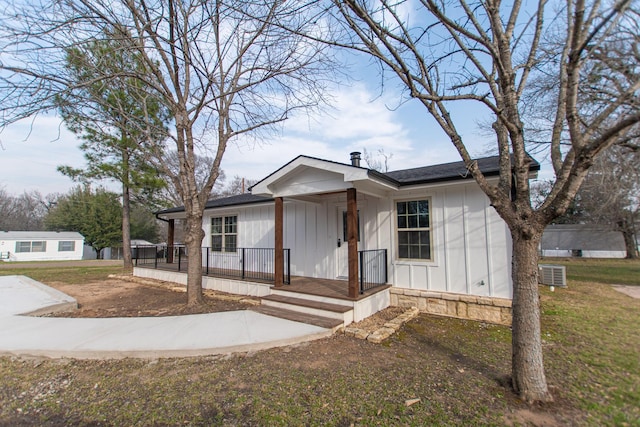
389, 183, 511, 299
0, 231, 85, 262
201, 194, 377, 280
280, 194, 387, 281
200, 182, 513, 300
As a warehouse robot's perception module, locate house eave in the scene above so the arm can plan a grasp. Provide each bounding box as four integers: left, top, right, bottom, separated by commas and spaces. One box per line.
155, 195, 273, 220
159, 154, 542, 216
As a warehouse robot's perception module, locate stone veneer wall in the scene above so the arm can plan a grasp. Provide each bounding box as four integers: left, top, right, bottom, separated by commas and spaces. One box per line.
389, 288, 512, 325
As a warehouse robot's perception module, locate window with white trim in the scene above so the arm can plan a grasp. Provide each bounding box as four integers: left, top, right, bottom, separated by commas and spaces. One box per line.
58, 241, 76, 252
211, 215, 237, 252
396, 199, 431, 260
15, 241, 47, 253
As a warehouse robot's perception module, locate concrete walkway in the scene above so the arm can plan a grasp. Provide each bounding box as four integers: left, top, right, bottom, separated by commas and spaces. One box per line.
611, 285, 640, 299
0, 275, 332, 360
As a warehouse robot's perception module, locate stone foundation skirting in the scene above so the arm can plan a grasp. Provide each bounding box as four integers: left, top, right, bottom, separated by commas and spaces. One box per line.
389, 288, 512, 325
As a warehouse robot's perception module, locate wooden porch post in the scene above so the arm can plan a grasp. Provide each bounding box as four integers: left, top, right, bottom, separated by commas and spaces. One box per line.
274, 197, 284, 287
347, 188, 358, 298
167, 219, 175, 264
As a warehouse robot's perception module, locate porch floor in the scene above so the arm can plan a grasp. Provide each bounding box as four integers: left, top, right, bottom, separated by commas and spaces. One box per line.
135, 261, 389, 302
283, 276, 391, 302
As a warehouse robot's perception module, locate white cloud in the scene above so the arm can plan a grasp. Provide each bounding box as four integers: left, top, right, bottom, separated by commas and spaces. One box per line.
293, 84, 406, 141
0, 115, 85, 195
0, 82, 497, 197
221, 83, 423, 179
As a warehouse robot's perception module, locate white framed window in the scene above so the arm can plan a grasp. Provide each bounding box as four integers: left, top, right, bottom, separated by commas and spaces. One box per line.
15, 242, 31, 253
58, 241, 76, 252
211, 215, 238, 252
396, 199, 432, 260
15, 241, 47, 253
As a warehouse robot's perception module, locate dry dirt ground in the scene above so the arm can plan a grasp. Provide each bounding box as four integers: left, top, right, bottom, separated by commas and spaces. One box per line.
46, 277, 259, 318
45, 276, 404, 332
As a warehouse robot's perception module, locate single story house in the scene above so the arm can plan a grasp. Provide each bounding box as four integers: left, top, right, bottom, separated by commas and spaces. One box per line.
138, 153, 539, 326
541, 224, 635, 258
0, 231, 84, 262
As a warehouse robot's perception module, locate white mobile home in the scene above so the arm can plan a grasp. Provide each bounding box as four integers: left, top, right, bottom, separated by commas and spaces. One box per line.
142, 153, 539, 326
541, 224, 633, 258
0, 231, 84, 262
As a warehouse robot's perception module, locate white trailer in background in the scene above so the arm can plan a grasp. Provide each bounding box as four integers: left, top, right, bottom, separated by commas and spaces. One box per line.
0, 231, 84, 262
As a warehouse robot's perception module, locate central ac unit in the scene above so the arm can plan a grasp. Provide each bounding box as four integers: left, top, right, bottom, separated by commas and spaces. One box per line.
538, 264, 567, 287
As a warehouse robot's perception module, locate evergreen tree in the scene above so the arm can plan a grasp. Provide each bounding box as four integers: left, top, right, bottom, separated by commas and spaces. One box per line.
45, 186, 122, 259
57, 28, 170, 268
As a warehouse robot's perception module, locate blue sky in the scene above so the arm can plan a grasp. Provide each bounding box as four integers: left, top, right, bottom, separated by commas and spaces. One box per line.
0, 60, 547, 197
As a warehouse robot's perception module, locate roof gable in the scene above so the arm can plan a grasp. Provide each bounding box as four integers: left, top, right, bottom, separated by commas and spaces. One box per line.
250, 155, 395, 198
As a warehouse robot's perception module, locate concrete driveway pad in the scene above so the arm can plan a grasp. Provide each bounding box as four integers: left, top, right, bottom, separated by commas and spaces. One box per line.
611, 285, 640, 299
0, 275, 332, 359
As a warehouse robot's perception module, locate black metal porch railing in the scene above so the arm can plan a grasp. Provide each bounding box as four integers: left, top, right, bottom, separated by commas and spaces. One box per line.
358, 249, 388, 294
134, 245, 290, 285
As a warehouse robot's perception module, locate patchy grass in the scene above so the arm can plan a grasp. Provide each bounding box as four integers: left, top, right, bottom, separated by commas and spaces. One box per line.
0, 260, 638, 425
541, 257, 640, 286
540, 281, 640, 425
0, 324, 518, 426
0, 263, 128, 284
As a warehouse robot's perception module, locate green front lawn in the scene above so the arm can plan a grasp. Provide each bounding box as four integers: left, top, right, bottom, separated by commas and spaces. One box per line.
541, 257, 640, 285
0, 263, 127, 284
0, 259, 638, 425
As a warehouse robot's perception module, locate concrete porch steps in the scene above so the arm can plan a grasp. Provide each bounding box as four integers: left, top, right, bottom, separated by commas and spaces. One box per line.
260, 293, 353, 323
250, 305, 344, 330
270, 287, 355, 306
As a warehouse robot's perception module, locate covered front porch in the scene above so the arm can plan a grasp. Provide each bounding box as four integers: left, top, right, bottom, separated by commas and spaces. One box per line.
133, 250, 391, 326
154, 153, 397, 300
246, 152, 398, 298
145, 153, 399, 324
134, 244, 388, 299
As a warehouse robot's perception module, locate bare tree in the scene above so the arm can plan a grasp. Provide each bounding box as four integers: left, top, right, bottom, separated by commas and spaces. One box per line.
0, 0, 335, 305
532, 149, 639, 259
327, 0, 640, 402
567, 145, 639, 258
0, 189, 50, 231
362, 148, 393, 172
215, 175, 258, 198
525, 5, 640, 163
158, 151, 227, 208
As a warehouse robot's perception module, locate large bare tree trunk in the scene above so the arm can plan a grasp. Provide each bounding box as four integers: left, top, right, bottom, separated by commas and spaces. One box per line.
511, 230, 553, 403
184, 212, 204, 306
622, 229, 638, 259
618, 219, 639, 259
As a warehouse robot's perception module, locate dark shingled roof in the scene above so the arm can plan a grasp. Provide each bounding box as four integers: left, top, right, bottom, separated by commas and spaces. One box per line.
156, 193, 272, 215
385, 155, 540, 186
156, 155, 540, 215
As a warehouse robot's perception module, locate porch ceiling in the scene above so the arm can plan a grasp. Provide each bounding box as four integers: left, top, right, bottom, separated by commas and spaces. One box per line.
251, 155, 397, 199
